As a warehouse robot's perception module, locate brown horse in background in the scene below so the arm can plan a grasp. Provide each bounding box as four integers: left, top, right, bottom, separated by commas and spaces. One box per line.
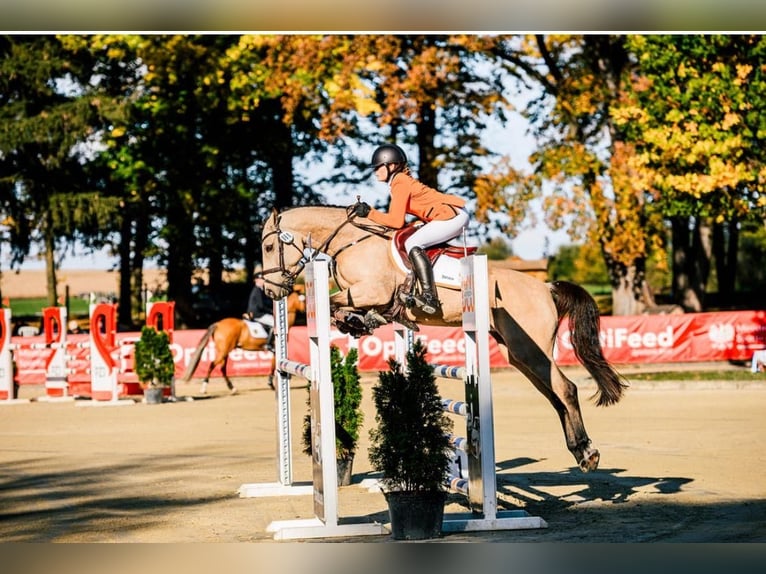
181, 286, 306, 394
260, 205, 628, 472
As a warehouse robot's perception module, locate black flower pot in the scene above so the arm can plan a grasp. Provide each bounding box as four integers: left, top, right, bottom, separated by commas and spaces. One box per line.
143, 386, 164, 404
337, 454, 354, 486
384, 490, 446, 540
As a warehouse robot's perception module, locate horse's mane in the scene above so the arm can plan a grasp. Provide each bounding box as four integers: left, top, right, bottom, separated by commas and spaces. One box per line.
270, 203, 397, 243
276, 204, 349, 213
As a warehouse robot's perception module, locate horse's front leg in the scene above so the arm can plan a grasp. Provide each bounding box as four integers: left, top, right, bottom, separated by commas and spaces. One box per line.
329, 279, 396, 310
328, 281, 395, 336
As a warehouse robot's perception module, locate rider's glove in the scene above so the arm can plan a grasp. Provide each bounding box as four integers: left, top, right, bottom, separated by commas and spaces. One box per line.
354, 202, 371, 217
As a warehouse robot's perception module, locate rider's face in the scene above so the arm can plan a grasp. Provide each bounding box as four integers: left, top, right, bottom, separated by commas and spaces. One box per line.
374, 164, 388, 182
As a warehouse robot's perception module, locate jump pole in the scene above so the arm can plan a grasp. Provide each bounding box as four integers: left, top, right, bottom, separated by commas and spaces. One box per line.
240, 260, 386, 540
395, 254, 547, 532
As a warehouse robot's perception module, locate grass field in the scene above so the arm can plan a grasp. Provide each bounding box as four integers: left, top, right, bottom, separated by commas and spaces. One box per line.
8, 297, 90, 318
627, 368, 760, 381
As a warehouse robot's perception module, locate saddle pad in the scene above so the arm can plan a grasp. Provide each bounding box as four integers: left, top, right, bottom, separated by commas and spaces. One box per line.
243, 320, 268, 339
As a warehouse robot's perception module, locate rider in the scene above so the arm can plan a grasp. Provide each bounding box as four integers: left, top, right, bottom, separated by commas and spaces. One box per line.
353, 143, 469, 315
244, 267, 275, 351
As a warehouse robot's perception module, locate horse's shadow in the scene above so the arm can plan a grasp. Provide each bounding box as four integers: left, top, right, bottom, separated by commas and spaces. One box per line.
484, 457, 693, 512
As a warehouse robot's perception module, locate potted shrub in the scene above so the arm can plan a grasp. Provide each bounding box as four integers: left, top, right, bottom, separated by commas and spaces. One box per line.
302, 345, 364, 486
368, 339, 453, 540
133, 325, 175, 404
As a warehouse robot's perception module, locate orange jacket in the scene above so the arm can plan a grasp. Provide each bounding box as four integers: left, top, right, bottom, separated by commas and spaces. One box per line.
367, 173, 466, 228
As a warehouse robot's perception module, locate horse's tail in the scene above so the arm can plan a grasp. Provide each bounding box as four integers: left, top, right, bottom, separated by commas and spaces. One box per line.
549, 281, 628, 406
181, 324, 216, 382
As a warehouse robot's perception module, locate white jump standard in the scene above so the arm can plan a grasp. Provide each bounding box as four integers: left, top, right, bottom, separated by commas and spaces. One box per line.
396, 255, 547, 532
239, 260, 386, 540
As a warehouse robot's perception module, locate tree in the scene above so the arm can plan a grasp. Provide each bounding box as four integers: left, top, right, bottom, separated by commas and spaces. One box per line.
478, 236, 513, 260
0, 35, 122, 306
349, 34, 510, 232
483, 35, 680, 315
549, 243, 609, 285
616, 35, 766, 310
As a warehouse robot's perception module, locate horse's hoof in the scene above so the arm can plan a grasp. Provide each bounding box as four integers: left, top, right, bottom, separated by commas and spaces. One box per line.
579, 448, 600, 472
230, 388, 238, 396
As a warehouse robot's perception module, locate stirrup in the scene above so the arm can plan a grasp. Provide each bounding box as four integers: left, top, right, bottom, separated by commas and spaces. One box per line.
412, 293, 441, 315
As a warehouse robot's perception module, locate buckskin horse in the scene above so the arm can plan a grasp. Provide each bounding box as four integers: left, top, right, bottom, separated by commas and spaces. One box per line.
181, 286, 306, 394
260, 205, 627, 472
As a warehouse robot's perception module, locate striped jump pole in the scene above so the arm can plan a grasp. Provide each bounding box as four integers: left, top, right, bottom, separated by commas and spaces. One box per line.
239, 259, 386, 541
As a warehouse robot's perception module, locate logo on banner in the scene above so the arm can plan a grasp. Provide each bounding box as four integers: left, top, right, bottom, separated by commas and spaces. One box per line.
708, 323, 735, 350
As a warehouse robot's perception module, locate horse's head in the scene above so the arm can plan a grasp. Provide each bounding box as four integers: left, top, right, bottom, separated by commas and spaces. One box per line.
260, 208, 306, 300
261, 205, 357, 300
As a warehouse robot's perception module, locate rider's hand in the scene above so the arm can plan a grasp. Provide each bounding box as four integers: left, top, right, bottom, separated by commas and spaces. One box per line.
354, 202, 371, 217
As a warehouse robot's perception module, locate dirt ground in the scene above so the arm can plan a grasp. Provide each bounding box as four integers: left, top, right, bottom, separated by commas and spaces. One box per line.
1, 367, 765, 543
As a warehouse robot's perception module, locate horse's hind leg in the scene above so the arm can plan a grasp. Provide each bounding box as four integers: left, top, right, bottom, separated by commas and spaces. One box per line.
492, 306, 599, 471
200, 363, 216, 395
549, 368, 600, 471
515, 356, 599, 471
221, 358, 237, 395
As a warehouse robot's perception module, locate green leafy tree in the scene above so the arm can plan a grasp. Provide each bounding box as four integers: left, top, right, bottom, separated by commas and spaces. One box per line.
477, 237, 513, 260
485, 35, 667, 315
616, 34, 766, 310
0, 35, 122, 305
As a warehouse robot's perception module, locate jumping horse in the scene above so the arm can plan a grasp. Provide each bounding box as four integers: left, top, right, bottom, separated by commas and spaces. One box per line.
181, 286, 306, 394
260, 205, 628, 472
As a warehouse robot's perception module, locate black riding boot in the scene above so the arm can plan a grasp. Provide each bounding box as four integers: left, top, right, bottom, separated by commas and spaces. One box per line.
264, 327, 275, 352
408, 247, 441, 315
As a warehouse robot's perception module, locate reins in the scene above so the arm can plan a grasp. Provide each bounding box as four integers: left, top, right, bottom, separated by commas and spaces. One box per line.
261, 207, 392, 295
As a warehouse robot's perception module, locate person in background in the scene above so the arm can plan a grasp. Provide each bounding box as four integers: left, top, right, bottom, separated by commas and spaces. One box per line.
751, 349, 766, 373
244, 269, 274, 351
353, 143, 468, 315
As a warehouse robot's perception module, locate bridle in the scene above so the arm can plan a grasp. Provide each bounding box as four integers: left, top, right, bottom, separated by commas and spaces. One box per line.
259, 207, 389, 298
259, 221, 305, 295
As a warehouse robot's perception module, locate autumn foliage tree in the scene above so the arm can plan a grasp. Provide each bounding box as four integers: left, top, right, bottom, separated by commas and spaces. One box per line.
615, 34, 766, 310
483, 35, 665, 315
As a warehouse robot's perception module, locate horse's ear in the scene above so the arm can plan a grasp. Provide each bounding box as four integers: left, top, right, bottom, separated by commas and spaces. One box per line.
267, 207, 279, 225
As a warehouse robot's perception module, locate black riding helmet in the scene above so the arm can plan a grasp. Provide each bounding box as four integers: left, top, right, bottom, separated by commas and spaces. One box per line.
371, 144, 407, 182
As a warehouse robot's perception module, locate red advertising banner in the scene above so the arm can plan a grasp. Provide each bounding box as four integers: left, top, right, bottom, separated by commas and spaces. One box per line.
553, 311, 766, 365
11, 310, 766, 386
